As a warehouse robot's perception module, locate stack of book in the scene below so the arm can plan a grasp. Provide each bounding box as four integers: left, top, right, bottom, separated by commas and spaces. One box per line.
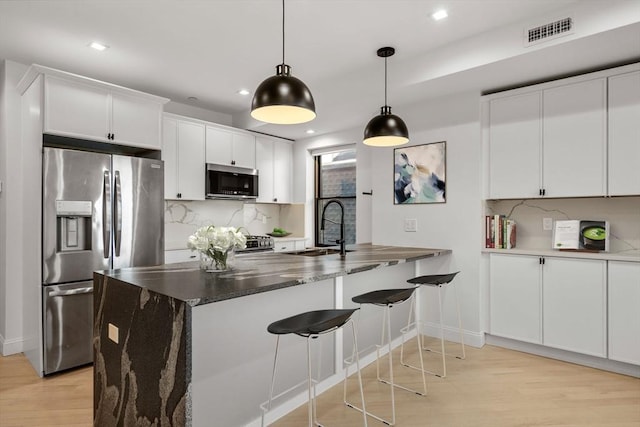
485, 215, 516, 249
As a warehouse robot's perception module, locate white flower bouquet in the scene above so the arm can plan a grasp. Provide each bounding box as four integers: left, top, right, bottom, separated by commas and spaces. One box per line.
187, 225, 247, 271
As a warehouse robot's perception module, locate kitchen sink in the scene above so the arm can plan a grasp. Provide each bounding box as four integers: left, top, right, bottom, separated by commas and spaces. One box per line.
287, 248, 353, 257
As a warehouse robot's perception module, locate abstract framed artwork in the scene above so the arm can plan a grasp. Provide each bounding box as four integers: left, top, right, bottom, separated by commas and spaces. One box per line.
394, 141, 446, 204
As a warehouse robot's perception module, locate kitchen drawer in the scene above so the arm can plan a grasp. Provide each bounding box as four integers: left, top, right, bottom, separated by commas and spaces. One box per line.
273, 241, 295, 252
165, 249, 198, 264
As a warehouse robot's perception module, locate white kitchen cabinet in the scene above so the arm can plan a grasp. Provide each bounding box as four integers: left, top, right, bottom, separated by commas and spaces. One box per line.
542, 78, 606, 198
488, 92, 542, 199
256, 136, 293, 203
163, 115, 205, 200
205, 126, 256, 169
608, 71, 640, 196
608, 261, 640, 365
489, 254, 542, 344
542, 257, 606, 357
44, 74, 165, 149
273, 238, 306, 253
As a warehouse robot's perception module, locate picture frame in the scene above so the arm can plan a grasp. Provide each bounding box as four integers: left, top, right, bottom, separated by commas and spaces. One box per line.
394, 141, 446, 204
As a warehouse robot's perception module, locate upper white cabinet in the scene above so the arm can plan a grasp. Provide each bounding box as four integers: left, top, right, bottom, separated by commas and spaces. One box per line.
489, 254, 542, 344
256, 136, 292, 203
43, 74, 166, 149
488, 92, 542, 199
542, 78, 606, 198
608, 261, 640, 365
485, 64, 640, 199
205, 126, 256, 169
608, 71, 640, 196
163, 115, 205, 200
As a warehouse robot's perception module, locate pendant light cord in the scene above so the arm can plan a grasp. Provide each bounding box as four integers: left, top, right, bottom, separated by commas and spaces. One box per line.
282, 0, 285, 65
384, 56, 388, 106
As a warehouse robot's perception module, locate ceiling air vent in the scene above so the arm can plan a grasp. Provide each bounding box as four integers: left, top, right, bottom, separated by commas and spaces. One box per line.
525, 17, 573, 46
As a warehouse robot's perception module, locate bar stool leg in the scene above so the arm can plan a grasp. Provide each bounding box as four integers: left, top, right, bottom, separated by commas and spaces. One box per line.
351, 320, 368, 427
436, 285, 447, 378
454, 282, 466, 361
263, 336, 280, 427
399, 292, 428, 394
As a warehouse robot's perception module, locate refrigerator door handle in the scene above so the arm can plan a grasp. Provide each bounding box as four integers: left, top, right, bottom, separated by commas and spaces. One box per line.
114, 170, 122, 257
49, 287, 94, 297
102, 171, 111, 259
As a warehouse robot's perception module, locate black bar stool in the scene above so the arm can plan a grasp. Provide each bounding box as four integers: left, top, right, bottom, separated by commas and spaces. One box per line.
401, 272, 465, 378
261, 309, 368, 427
345, 287, 426, 426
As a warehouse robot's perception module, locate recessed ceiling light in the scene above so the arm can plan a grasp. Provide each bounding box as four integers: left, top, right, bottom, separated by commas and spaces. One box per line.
305, 129, 315, 134
187, 96, 198, 102
237, 89, 250, 96
431, 9, 448, 21
89, 42, 108, 51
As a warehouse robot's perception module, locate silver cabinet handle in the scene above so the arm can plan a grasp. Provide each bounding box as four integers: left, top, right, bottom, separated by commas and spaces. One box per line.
103, 171, 111, 259
114, 171, 122, 257
49, 287, 93, 297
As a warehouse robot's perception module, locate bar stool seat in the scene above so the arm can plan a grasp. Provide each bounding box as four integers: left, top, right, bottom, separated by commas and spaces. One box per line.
262, 309, 368, 427
402, 272, 465, 378
345, 287, 426, 426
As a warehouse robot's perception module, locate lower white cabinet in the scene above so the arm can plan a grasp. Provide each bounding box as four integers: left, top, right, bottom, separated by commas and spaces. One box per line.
608, 261, 640, 365
542, 257, 606, 357
490, 254, 541, 343
165, 249, 198, 264
490, 254, 607, 358
273, 238, 306, 253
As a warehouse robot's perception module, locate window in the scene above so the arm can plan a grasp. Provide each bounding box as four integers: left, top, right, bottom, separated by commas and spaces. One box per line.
314, 148, 356, 246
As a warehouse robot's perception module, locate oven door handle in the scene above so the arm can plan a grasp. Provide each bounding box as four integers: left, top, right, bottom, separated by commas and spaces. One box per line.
49, 287, 94, 297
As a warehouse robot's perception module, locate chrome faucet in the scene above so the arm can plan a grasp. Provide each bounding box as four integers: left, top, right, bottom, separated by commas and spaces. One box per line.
320, 199, 346, 257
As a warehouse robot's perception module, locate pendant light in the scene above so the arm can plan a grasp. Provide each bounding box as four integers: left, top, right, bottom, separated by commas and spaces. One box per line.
363, 47, 409, 147
251, 0, 316, 125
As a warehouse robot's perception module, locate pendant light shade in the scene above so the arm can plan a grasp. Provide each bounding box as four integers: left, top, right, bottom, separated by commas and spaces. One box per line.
251, 0, 316, 125
363, 47, 409, 147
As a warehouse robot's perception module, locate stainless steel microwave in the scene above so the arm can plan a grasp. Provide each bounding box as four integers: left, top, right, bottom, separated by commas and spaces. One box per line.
205, 163, 258, 200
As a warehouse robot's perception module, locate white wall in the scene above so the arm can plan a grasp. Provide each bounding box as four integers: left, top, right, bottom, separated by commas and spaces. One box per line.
292, 91, 484, 343
0, 60, 29, 355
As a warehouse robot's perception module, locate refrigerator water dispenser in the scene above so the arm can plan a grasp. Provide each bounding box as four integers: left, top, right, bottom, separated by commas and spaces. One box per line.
55, 200, 92, 252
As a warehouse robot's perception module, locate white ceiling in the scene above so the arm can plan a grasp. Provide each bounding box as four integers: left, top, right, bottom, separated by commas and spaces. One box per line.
1, 0, 639, 141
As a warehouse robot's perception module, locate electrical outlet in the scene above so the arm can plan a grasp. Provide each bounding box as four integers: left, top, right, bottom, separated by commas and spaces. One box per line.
543, 217, 553, 231
404, 218, 418, 232
262, 215, 267, 224
108, 323, 119, 344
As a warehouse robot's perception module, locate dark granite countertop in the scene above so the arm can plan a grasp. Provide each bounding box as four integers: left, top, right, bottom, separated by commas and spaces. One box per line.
95, 244, 451, 306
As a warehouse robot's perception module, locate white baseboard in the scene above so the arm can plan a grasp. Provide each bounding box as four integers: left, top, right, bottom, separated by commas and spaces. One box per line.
486, 334, 640, 378
420, 322, 485, 348
0, 332, 25, 356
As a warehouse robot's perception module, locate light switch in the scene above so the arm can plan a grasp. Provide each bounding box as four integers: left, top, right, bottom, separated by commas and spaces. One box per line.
404, 218, 418, 232
108, 323, 119, 344
543, 217, 553, 231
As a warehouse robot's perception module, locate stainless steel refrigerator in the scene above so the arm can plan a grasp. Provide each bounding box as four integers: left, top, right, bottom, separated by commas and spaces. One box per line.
42, 147, 164, 375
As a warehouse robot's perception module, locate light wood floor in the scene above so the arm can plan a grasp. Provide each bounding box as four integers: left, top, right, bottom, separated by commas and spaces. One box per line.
1, 340, 638, 427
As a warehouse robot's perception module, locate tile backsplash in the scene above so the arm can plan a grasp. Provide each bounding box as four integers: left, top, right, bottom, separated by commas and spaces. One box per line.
165, 200, 304, 250
486, 197, 640, 253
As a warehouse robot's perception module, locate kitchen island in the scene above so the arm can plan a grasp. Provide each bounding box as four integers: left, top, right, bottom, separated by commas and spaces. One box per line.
93, 244, 451, 427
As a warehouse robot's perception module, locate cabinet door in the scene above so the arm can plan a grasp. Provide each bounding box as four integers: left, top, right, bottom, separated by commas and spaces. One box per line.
543, 257, 606, 357
543, 79, 606, 197
488, 92, 542, 199
489, 254, 542, 344
178, 121, 205, 200
256, 137, 274, 202
608, 261, 640, 365
205, 126, 233, 165
608, 71, 640, 196
273, 140, 292, 203
273, 240, 295, 252
232, 132, 256, 169
111, 92, 163, 149
44, 75, 110, 141
162, 117, 178, 199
